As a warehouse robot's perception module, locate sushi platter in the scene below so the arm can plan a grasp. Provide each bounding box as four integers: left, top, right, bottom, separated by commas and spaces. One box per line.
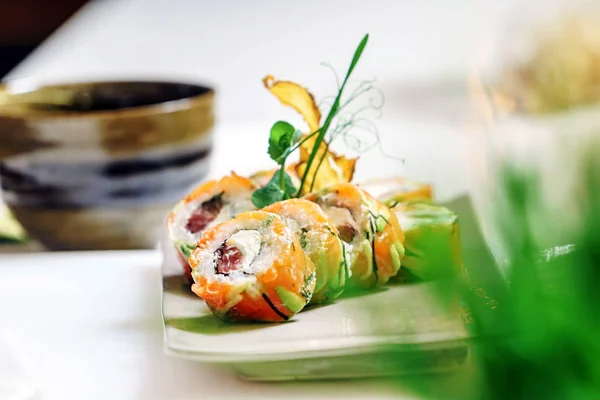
160, 35, 505, 380
160, 193, 502, 381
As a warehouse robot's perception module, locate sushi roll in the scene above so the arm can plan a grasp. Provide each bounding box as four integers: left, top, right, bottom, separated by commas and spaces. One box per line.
305, 183, 405, 288
358, 177, 434, 207
263, 199, 347, 304
166, 173, 257, 277
189, 211, 316, 322
392, 203, 463, 281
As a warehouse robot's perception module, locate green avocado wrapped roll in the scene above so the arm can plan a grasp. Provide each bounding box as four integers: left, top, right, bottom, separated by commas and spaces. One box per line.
358, 177, 434, 207
392, 203, 463, 281
305, 183, 405, 288
263, 199, 348, 303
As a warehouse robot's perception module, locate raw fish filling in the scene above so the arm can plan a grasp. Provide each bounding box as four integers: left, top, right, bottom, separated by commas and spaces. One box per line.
215, 242, 243, 274
323, 206, 358, 243
186, 194, 223, 234
337, 223, 356, 243
213, 229, 263, 276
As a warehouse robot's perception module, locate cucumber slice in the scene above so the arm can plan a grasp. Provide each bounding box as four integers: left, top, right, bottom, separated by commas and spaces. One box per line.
375, 215, 387, 232
178, 242, 196, 258
275, 286, 307, 314
391, 243, 402, 270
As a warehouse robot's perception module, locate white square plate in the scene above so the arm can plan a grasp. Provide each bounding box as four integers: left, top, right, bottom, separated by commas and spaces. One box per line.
161, 196, 505, 381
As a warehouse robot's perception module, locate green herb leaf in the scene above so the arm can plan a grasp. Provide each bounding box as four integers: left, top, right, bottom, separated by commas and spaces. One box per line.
345, 34, 369, 79
291, 128, 302, 144
278, 169, 297, 197
252, 184, 285, 208
297, 34, 369, 195
251, 169, 297, 208
268, 121, 297, 162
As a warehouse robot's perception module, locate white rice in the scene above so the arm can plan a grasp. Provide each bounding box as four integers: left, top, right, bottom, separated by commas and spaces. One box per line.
190, 214, 293, 289
170, 189, 254, 247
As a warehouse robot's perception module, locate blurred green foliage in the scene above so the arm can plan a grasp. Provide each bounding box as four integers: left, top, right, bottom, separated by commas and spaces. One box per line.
466, 159, 600, 400
373, 151, 600, 400
388, 152, 600, 399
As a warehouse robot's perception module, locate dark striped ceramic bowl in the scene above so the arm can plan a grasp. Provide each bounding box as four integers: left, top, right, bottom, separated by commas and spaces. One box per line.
0, 80, 214, 250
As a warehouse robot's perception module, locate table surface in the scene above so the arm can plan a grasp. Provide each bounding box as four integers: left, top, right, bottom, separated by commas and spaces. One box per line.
1, 250, 449, 400
0, 0, 519, 398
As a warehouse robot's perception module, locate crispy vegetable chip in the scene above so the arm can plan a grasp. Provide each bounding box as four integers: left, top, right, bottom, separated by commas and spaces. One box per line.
296, 151, 357, 194
263, 75, 357, 194
263, 75, 321, 132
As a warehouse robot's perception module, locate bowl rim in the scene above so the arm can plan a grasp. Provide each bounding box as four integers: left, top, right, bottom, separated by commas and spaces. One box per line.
0, 79, 215, 120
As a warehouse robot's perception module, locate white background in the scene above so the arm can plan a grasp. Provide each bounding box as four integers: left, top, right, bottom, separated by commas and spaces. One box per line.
8, 0, 523, 124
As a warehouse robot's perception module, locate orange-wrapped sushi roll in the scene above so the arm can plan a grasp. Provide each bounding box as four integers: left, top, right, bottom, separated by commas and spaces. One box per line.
189, 211, 316, 322
305, 183, 405, 288
263, 199, 347, 304
358, 177, 434, 206
166, 173, 257, 277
